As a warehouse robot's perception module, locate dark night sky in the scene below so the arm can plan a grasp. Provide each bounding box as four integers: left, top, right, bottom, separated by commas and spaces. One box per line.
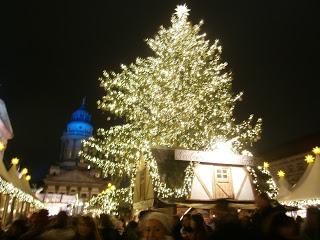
0, 0, 319, 182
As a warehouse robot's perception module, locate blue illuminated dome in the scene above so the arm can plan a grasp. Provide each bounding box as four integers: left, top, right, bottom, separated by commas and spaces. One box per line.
60, 100, 94, 163
66, 104, 93, 137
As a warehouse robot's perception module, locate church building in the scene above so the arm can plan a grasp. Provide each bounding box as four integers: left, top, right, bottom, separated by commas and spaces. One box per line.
41, 101, 107, 213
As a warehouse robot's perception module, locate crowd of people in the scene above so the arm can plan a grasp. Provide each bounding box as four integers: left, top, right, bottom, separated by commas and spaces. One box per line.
0, 193, 319, 240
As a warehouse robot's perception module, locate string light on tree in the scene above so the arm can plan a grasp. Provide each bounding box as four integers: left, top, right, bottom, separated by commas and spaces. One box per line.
80, 4, 262, 211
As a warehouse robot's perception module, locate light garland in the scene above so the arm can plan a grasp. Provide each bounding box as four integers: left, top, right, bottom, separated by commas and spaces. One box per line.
0, 176, 44, 209
247, 165, 278, 199
280, 199, 320, 208
80, 4, 262, 211
84, 187, 132, 215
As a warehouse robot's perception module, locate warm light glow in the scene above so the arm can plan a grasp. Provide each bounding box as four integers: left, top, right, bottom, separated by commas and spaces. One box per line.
263, 162, 270, 169
0, 142, 5, 151
25, 175, 31, 181
110, 185, 116, 191
305, 154, 315, 164
107, 183, 112, 188
11, 157, 19, 165
175, 4, 190, 18
277, 170, 285, 177
21, 168, 28, 175
312, 146, 320, 155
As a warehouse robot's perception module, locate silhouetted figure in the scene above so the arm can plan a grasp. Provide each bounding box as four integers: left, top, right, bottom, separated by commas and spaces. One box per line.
251, 193, 286, 238
189, 213, 208, 240
39, 211, 74, 240
180, 214, 192, 240
98, 214, 120, 240
20, 209, 49, 240
268, 213, 299, 240
121, 221, 139, 240
0, 219, 28, 240
73, 216, 102, 240
300, 207, 320, 240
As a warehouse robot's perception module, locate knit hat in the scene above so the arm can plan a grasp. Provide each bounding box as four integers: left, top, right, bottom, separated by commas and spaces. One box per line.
143, 212, 172, 233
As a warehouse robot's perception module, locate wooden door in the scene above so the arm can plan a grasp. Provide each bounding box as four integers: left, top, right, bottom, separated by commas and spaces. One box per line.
214, 167, 234, 199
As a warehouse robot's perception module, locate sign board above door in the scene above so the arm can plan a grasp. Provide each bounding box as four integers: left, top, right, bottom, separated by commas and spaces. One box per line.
174, 149, 254, 166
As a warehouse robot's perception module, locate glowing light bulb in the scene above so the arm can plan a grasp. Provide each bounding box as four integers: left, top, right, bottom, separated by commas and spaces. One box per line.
305, 154, 315, 164
277, 170, 285, 177
11, 157, 19, 165
312, 146, 320, 155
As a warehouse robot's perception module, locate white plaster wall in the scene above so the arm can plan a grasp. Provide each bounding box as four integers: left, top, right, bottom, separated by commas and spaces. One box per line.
190, 164, 214, 200
230, 167, 254, 200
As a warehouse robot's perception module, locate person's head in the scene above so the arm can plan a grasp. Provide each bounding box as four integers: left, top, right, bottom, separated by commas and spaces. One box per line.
270, 214, 296, 238
306, 207, 320, 228
255, 192, 271, 209
182, 214, 191, 227
51, 211, 68, 229
142, 212, 172, 240
190, 213, 205, 231
99, 214, 114, 228
7, 219, 28, 237
76, 216, 100, 239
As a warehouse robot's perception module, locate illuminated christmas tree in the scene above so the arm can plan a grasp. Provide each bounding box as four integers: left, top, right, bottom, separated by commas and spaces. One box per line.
80, 4, 262, 210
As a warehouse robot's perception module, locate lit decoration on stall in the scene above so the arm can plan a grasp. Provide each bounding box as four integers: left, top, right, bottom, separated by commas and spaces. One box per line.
0, 176, 44, 209
305, 154, 315, 164
0, 142, 5, 151
312, 146, 320, 155
80, 4, 262, 211
247, 165, 278, 199
279, 146, 320, 208
11, 157, 19, 165
277, 170, 285, 177
25, 175, 31, 181
263, 162, 270, 169
21, 168, 28, 175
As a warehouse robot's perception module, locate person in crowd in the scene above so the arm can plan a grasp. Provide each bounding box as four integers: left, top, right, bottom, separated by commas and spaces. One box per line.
0, 219, 28, 240
267, 213, 299, 240
300, 207, 320, 240
171, 215, 182, 240
209, 200, 248, 240
114, 219, 124, 236
295, 216, 303, 234
73, 216, 101, 240
251, 192, 286, 238
0, 217, 4, 237
98, 214, 120, 240
38, 211, 74, 240
121, 221, 139, 240
142, 211, 174, 240
180, 214, 192, 240
189, 213, 208, 240
137, 210, 151, 239
20, 209, 49, 240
